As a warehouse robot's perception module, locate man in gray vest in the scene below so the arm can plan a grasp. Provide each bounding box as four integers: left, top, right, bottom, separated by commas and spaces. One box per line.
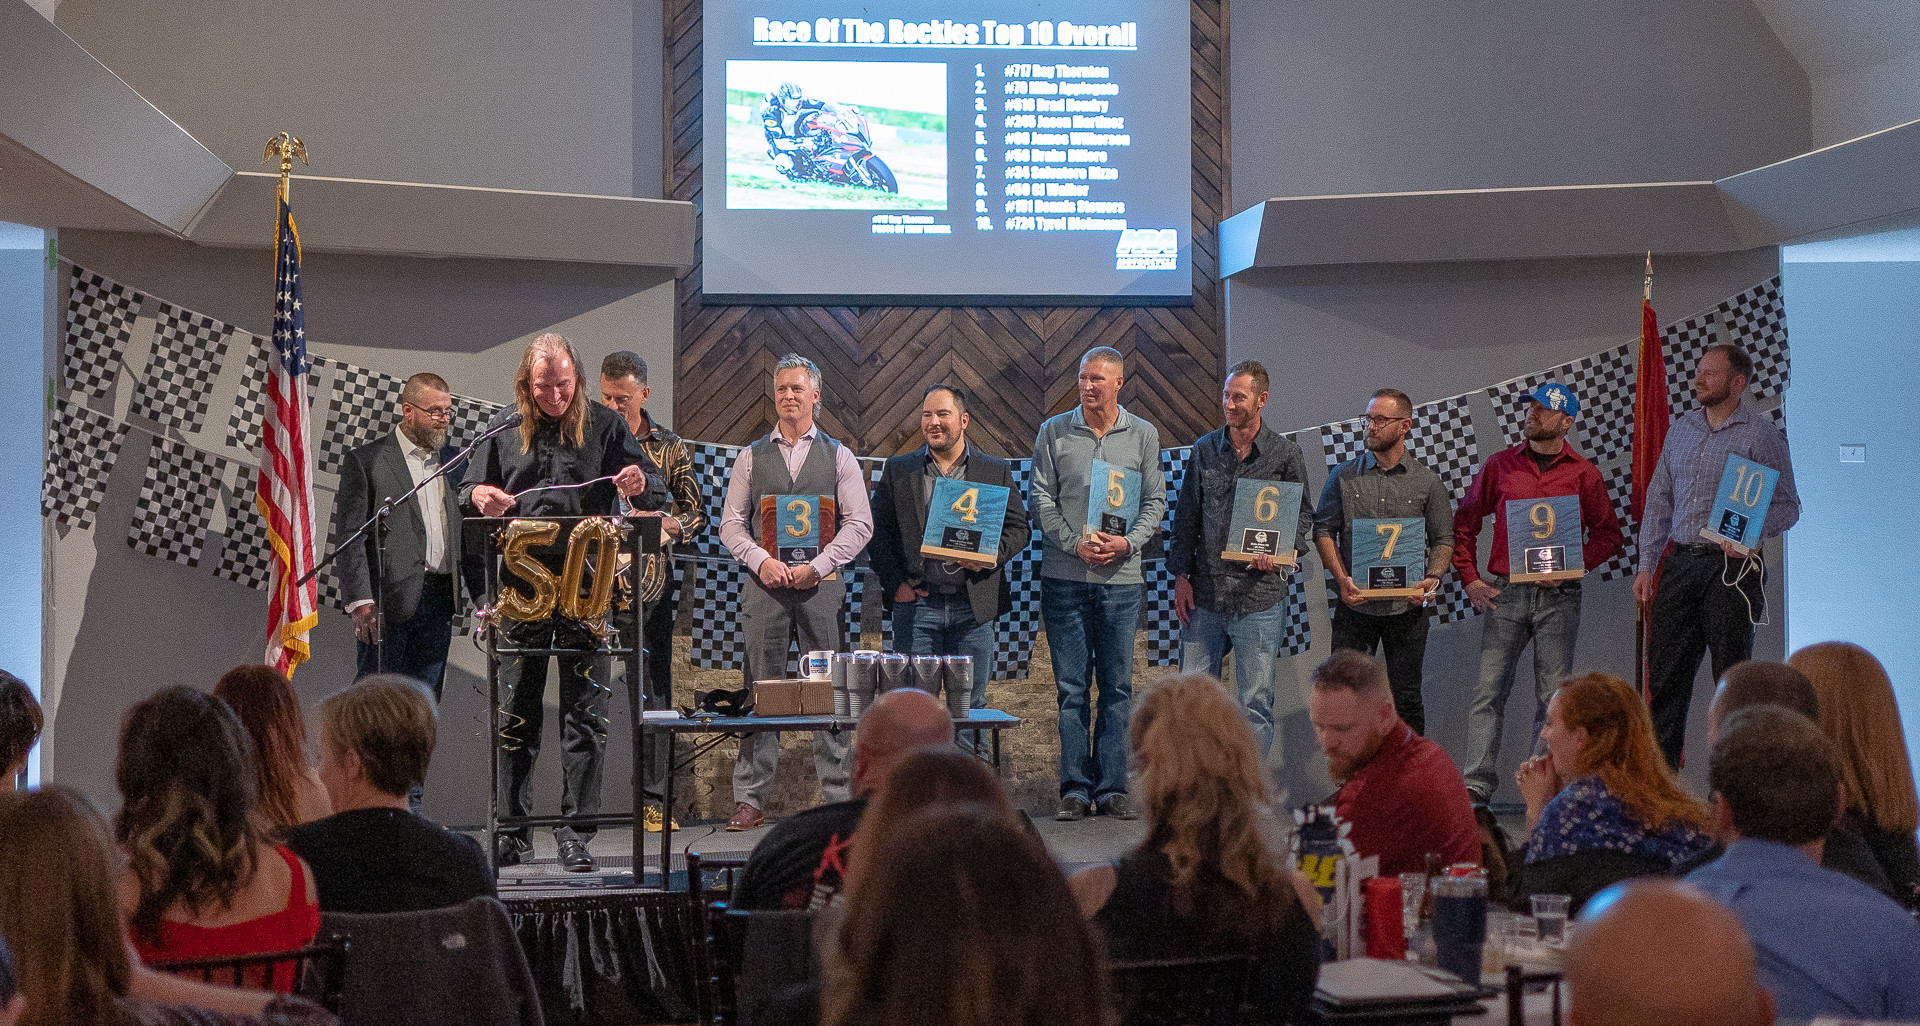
717, 353, 875, 831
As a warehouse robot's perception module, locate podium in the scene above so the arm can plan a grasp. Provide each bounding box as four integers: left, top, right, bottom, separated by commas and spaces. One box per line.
466, 514, 663, 884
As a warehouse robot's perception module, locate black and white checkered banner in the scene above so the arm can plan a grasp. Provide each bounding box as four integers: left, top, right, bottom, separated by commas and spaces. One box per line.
993, 459, 1042, 680
317, 359, 404, 476
1719, 276, 1789, 398
43, 399, 126, 531
1596, 461, 1639, 583
214, 485, 274, 592
131, 302, 233, 433
127, 437, 236, 568
63, 266, 143, 399
1486, 343, 1636, 465
226, 332, 322, 451
1662, 313, 1716, 416
447, 393, 509, 452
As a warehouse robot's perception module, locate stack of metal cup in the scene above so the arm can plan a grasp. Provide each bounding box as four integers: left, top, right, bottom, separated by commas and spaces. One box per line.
877, 651, 910, 693
830, 652, 855, 717
911, 654, 944, 694
848, 651, 880, 718
942, 654, 973, 719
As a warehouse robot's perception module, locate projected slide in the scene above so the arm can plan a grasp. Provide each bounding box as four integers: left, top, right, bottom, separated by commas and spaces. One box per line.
700, 2, 1192, 303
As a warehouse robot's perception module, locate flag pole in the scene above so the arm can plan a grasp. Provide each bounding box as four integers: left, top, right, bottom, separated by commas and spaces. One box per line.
1636, 251, 1653, 695
263, 131, 307, 205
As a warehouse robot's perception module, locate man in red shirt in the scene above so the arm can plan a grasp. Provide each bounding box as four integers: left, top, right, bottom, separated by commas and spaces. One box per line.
1310, 650, 1478, 876
1453, 384, 1623, 805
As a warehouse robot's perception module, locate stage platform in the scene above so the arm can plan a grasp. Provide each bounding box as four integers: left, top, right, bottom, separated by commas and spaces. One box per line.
486, 813, 1150, 892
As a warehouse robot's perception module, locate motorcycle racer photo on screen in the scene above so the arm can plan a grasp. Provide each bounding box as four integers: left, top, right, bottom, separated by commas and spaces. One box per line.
759, 81, 899, 193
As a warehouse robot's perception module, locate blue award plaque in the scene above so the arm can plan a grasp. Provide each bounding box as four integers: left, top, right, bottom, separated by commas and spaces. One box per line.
1505, 495, 1585, 583
1085, 457, 1142, 540
764, 494, 827, 564
920, 477, 1011, 569
1222, 478, 1303, 566
1700, 454, 1779, 555
1350, 517, 1427, 598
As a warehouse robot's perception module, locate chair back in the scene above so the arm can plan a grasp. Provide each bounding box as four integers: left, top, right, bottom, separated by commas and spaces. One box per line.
714, 906, 818, 1026
320, 896, 543, 1026
1109, 953, 1254, 1026
1504, 965, 1564, 1026
149, 934, 349, 1011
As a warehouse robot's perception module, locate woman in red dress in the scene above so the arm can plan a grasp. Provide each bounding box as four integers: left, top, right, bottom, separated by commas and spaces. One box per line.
116, 687, 321, 991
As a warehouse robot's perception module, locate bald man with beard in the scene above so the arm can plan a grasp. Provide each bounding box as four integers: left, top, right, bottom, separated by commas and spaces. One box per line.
1565, 880, 1772, 1026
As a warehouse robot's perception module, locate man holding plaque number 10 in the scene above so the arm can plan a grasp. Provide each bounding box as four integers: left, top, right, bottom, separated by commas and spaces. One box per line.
1634, 344, 1797, 769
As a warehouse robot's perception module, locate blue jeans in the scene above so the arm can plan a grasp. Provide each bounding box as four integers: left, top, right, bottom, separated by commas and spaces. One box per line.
908, 590, 996, 707
1462, 575, 1582, 802
1179, 602, 1286, 761
353, 573, 454, 701
889, 596, 917, 653
1041, 577, 1142, 804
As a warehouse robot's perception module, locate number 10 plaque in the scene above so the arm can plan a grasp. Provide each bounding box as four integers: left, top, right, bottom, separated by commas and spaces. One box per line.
1700, 454, 1779, 555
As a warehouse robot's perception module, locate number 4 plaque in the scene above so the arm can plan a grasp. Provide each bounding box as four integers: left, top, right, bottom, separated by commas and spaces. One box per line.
1222, 478, 1302, 566
1700, 454, 1779, 556
1506, 495, 1584, 583
1350, 517, 1428, 599
920, 477, 1010, 570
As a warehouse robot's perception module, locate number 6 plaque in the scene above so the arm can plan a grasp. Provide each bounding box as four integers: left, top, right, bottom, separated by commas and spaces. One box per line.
1700, 454, 1779, 555
1506, 495, 1584, 582
1350, 517, 1427, 599
1222, 478, 1302, 566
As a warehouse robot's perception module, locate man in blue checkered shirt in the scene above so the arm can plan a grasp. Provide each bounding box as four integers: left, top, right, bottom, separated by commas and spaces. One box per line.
1633, 343, 1798, 768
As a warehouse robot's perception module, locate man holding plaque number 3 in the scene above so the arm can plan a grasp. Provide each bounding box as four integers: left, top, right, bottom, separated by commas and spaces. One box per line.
1634, 344, 1798, 769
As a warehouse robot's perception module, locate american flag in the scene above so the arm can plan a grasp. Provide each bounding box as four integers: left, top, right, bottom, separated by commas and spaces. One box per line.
258, 193, 320, 673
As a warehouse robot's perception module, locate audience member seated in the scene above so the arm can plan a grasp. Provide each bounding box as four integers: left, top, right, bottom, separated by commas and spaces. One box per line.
1070, 673, 1321, 1026
116, 687, 321, 987
823, 803, 1108, 1026
1685, 706, 1920, 1022
0, 670, 39, 792
1708, 659, 1890, 894
213, 666, 332, 832
1563, 879, 1772, 1026
1307, 650, 1477, 875
1789, 641, 1920, 907
0, 786, 335, 1026
732, 688, 955, 911
840, 748, 1029, 903
285, 675, 491, 914
1511, 673, 1713, 913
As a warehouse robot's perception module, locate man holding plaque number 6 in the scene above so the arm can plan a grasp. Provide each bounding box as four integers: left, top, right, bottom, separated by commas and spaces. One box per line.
1032, 347, 1166, 822
1634, 344, 1798, 769
1167, 361, 1313, 761
1453, 383, 1623, 805
1314, 388, 1455, 735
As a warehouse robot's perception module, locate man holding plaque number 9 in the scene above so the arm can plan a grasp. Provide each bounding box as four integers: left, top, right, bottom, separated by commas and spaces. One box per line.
1634, 345, 1798, 769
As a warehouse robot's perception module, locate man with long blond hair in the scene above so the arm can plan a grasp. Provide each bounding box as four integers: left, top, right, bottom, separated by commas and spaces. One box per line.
461, 332, 670, 872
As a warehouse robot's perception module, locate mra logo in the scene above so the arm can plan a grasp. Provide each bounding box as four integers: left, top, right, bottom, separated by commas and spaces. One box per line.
1115, 228, 1178, 270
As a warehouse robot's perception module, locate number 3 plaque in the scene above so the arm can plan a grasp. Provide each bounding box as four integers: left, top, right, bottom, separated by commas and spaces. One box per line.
1700, 454, 1779, 555
1350, 517, 1427, 599
1506, 495, 1584, 583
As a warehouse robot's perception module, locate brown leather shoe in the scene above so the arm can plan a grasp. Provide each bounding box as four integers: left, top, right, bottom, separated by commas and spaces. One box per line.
725, 802, 764, 832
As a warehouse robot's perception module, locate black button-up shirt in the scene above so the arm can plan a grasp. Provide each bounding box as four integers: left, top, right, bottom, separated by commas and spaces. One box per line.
1167, 425, 1314, 616
459, 402, 669, 561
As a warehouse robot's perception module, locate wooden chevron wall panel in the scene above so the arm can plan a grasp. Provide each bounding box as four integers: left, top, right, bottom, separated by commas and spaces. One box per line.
666, 0, 1228, 457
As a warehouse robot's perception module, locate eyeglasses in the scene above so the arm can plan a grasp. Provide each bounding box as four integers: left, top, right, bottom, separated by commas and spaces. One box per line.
406, 402, 454, 421
1363, 415, 1409, 427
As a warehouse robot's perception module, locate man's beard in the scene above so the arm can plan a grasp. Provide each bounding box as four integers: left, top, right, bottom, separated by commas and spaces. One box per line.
1694, 381, 1731, 407
401, 421, 447, 450
1365, 431, 1397, 453
1522, 421, 1564, 444
1327, 729, 1386, 782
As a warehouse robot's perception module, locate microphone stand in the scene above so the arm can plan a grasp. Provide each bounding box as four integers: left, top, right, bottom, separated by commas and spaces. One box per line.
299, 413, 523, 671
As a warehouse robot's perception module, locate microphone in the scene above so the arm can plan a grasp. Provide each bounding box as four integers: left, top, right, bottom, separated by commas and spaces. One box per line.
477, 411, 524, 441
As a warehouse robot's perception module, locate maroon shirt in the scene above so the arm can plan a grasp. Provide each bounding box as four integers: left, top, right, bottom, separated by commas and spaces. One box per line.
1333, 721, 1480, 877
1452, 442, 1623, 584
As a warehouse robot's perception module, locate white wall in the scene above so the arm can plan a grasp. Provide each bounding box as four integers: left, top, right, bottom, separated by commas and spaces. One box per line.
1781, 244, 1920, 762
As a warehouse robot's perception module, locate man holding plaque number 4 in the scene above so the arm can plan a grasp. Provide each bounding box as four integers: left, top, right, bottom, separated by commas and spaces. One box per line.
1634, 344, 1797, 769
1453, 383, 1623, 805
1168, 361, 1313, 761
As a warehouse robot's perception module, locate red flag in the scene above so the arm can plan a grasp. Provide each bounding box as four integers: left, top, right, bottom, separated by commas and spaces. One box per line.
1630, 297, 1668, 525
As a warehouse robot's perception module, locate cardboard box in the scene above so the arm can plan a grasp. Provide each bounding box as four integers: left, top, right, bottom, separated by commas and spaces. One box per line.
752, 679, 802, 717
799, 680, 834, 715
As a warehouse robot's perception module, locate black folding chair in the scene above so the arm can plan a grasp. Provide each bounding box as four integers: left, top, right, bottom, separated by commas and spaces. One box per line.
149, 933, 350, 1012
1504, 965, 1564, 1026
1109, 953, 1254, 1026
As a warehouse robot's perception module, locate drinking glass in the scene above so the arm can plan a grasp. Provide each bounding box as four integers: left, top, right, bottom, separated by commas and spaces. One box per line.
1531, 893, 1571, 947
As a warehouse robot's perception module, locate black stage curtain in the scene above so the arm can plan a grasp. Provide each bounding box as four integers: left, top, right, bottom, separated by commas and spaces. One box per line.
505, 890, 702, 1025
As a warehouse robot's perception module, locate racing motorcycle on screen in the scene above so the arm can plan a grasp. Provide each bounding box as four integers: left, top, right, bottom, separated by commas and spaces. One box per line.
768, 106, 899, 193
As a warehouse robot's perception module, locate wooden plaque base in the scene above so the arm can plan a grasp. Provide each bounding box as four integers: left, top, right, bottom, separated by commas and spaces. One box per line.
1221, 550, 1298, 566
1510, 568, 1585, 584
920, 544, 997, 570
1696, 527, 1753, 558
1353, 587, 1428, 600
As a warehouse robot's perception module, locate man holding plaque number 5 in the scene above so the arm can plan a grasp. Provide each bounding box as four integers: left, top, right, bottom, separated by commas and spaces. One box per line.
1031, 347, 1166, 822
1634, 344, 1797, 769
1314, 388, 1455, 735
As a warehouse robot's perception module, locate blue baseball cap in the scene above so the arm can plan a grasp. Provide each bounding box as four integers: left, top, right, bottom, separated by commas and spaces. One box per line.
1524, 383, 1580, 416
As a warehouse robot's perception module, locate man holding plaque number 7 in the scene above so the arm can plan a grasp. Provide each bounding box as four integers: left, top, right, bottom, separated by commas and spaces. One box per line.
1032, 347, 1166, 822
1168, 361, 1313, 761
1314, 388, 1455, 735
1634, 344, 1798, 769
1453, 383, 1623, 804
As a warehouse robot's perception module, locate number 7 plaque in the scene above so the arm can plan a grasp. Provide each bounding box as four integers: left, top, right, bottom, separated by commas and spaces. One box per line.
1699, 454, 1779, 555
1350, 517, 1428, 599
1506, 495, 1584, 583
921, 477, 1010, 570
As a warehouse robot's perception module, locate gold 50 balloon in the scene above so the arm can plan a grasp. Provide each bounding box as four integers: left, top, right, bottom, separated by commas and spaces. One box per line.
496, 518, 626, 622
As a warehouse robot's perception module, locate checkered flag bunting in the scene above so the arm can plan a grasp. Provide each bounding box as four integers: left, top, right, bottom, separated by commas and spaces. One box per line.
1596, 461, 1639, 582
1158, 446, 1190, 540
682, 442, 738, 562
132, 302, 233, 433
1767, 402, 1786, 436
845, 568, 891, 652
215, 490, 273, 591
43, 399, 126, 530
1717, 277, 1789, 398
1487, 345, 1636, 464
991, 458, 1041, 680
318, 361, 404, 475
1321, 395, 1480, 502
1280, 572, 1311, 656
127, 438, 233, 568
688, 558, 747, 671
226, 334, 321, 450
64, 266, 144, 398
1143, 560, 1180, 666
447, 394, 508, 452
1662, 313, 1717, 415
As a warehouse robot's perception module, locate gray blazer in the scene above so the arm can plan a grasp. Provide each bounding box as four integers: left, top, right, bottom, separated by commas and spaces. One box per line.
331, 432, 480, 622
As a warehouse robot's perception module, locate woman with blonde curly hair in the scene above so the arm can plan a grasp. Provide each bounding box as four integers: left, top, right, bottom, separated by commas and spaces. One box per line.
1070, 673, 1319, 1026
1512, 672, 1715, 912
115, 687, 319, 987
1788, 642, 1920, 906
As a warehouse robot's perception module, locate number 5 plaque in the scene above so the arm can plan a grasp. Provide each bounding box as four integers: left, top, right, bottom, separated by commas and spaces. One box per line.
1700, 454, 1779, 555
1506, 495, 1584, 582
1350, 517, 1428, 599
1085, 457, 1142, 540
921, 477, 1010, 570
1222, 478, 1302, 566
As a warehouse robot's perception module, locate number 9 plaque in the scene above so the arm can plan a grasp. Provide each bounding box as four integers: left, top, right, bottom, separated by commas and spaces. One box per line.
1505, 495, 1584, 582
